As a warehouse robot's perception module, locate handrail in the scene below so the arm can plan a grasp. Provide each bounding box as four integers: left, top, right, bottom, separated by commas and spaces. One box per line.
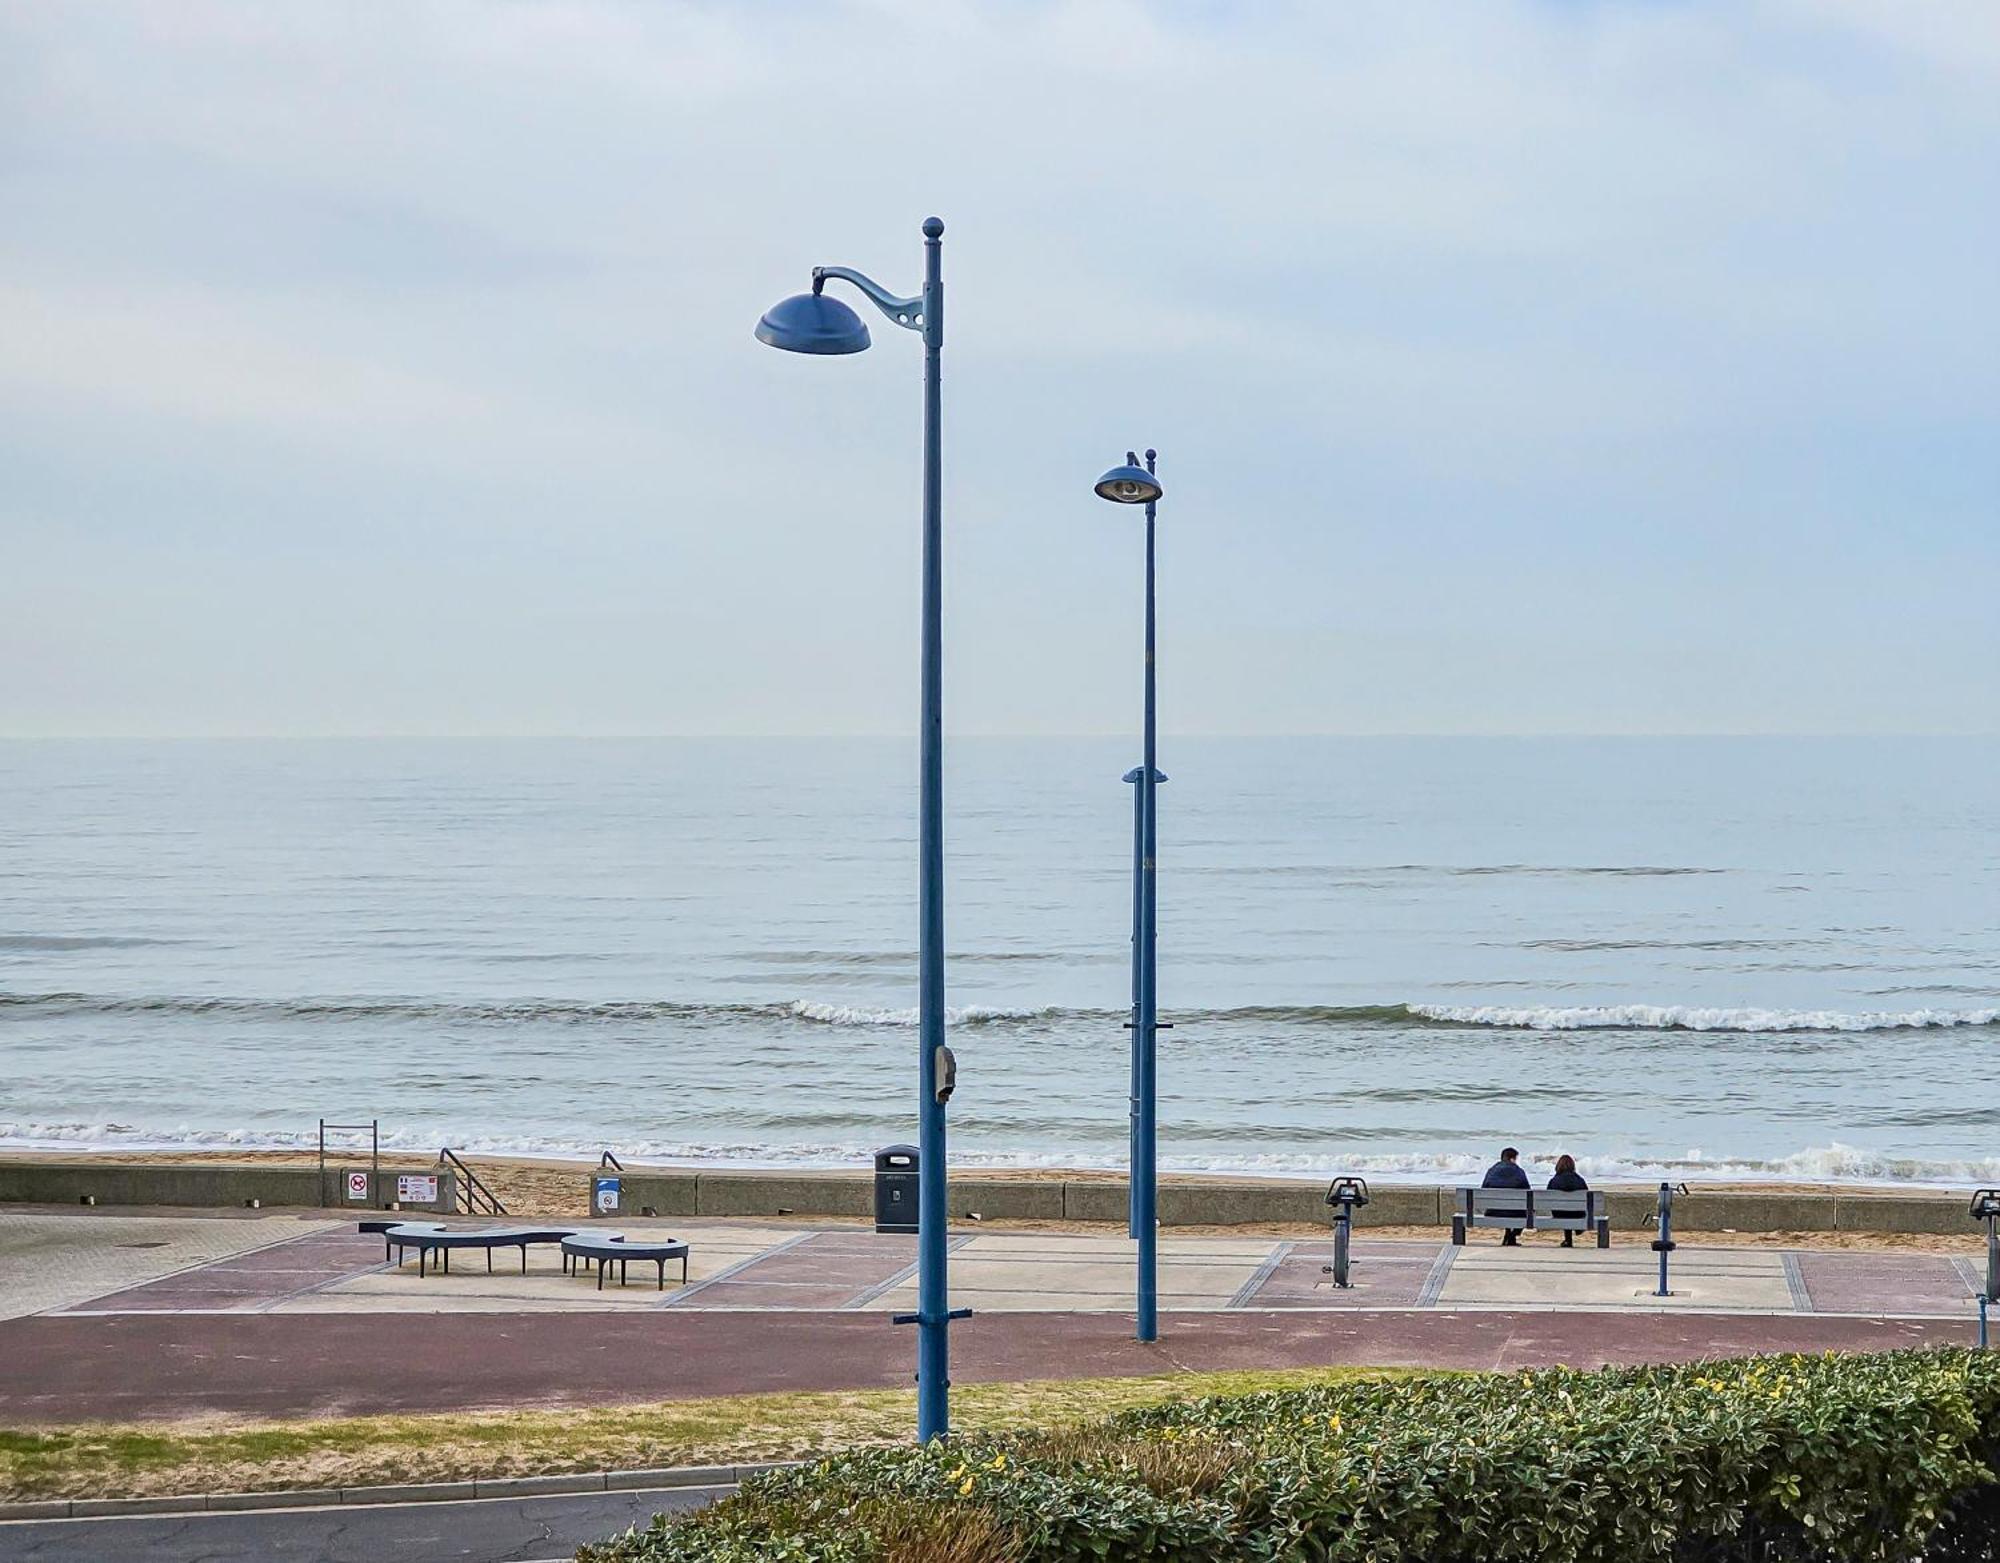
437, 1147, 507, 1216
599, 1150, 624, 1171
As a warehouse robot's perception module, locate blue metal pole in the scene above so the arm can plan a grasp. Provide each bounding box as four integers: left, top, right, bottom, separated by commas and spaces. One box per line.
915, 216, 950, 1442
1136, 447, 1159, 1343
1125, 766, 1142, 1240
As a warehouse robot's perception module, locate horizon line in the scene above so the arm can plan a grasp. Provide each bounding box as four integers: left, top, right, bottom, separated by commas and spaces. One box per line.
2, 731, 1995, 743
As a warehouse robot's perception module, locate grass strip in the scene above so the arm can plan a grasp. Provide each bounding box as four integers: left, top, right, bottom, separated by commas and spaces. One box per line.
0, 1367, 1409, 1502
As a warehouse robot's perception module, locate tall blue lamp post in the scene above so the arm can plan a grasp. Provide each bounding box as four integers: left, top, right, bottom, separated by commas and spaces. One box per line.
757, 218, 961, 1442
1096, 449, 1165, 1341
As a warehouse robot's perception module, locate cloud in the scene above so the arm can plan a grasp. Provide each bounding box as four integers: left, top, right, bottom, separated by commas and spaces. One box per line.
0, 1, 1994, 735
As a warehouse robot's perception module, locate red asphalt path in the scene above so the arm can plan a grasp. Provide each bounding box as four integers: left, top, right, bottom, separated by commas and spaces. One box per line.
0, 1308, 1972, 1423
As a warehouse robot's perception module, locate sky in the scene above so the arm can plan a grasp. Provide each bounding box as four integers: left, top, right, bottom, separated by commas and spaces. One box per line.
1, 0, 1994, 738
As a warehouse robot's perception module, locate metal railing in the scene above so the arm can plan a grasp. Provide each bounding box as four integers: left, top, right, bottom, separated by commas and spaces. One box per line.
438, 1147, 506, 1216
599, 1150, 624, 1171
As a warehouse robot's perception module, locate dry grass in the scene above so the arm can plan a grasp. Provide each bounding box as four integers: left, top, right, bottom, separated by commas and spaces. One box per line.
0, 1367, 1405, 1503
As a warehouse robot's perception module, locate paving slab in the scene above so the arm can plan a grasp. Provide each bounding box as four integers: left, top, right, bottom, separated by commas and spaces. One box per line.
1791, 1252, 1979, 1315
672, 1229, 917, 1310
0, 1212, 315, 1321
1436, 1243, 1796, 1311
866, 1232, 1273, 1313
59, 1229, 389, 1314
1244, 1241, 1444, 1308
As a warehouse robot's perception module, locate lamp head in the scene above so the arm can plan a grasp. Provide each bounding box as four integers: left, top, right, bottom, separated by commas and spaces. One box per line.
1094, 463, 1163, 505
755, 290, 870, 355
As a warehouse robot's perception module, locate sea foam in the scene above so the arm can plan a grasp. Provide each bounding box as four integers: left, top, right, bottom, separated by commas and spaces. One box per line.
1406, 1003, 2000, 1032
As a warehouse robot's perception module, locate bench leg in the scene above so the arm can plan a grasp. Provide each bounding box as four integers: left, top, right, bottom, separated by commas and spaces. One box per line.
1451, 1216, 1466, 1246
682, 1255, 689, 1285
520, 1246, 527, 1274
656, 1259, 664, 1291
620, 1259, 628, 1287
487, 1248, 493, 1274
596, 1259, 605, 1291
1597, 1219, 1611, 1250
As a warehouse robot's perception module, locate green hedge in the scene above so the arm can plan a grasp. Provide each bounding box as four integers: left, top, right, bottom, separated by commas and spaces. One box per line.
581, 1349, 2000, 1563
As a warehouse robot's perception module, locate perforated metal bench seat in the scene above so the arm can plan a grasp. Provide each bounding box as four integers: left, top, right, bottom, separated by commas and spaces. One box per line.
560, 1233, 691, 1291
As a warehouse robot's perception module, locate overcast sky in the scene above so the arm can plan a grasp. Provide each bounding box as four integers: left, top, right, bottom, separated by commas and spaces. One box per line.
1, 1, 1994, 737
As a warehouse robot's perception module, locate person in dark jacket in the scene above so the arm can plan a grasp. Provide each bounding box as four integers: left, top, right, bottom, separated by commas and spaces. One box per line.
1481, 1147, 1531, 1245
1547, 1154, 1588, 1247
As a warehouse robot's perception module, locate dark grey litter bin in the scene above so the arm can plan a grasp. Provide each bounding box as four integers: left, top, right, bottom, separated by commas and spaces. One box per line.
874, 1144, 919, 1234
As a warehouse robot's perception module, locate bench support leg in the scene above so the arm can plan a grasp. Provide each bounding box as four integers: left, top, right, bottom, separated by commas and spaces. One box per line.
1451, 1216, 1466, 1246
1596, 1219, 1611, 1250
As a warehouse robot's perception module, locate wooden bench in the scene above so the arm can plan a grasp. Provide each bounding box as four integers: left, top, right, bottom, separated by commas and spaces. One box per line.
1452, 1188, 1609, 1247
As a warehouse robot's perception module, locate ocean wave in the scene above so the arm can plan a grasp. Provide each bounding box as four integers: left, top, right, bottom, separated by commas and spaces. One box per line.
784, 1000, 1060, 1027
5, 990, 1995, 1036
0, 935, 180, 951
1405, 1003, 2000, 1033
0, 990, 1069, 1029
2, 1120, 1994, 1189
0, 991, 769, 1024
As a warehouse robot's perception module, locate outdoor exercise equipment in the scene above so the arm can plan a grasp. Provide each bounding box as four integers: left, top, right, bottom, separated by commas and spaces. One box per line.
1972, 1188, 2000, 1307
1651, 1181, 1689, 1297
1321, 1176, 1370, 1289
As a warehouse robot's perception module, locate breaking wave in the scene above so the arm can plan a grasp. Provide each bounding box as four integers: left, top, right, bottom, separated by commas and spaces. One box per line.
1, 1120, 1994, 1189
1404, 1003, 2000, 1033
2, 991, 1994, 1035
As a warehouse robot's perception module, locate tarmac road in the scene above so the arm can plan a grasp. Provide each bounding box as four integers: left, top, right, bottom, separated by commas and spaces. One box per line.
0, 1484, 726, 1563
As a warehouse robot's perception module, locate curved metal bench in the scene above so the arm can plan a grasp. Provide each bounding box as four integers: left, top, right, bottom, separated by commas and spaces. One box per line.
561, 1233, 690, 1291
374, 1222, 591, 1277
359, 1219, 445, 1261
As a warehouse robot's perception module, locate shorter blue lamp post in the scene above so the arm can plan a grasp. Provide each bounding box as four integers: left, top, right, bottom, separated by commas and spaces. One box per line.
1096, 449, 1165, 1340
1120, 763, 1164, 1238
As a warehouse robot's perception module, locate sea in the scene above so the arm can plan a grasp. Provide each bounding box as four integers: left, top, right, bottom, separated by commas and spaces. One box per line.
1, 737, 1995, 1187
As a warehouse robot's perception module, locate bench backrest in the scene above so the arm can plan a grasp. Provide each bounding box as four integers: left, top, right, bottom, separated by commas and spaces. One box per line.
1456, 1188, 1605, 1229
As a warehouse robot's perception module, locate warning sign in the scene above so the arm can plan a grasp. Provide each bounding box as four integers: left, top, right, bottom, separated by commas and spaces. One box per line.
594, 1176, 621, 1214
345, 1171, 369, 1202
397, 1174, 439, 1205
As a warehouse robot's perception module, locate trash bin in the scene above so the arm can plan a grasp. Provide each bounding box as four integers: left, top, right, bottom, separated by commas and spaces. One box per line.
874, 1144, 919, 1234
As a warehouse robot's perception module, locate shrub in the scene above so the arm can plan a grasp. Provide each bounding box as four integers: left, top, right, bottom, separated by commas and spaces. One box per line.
578, 1349, 2000, 1562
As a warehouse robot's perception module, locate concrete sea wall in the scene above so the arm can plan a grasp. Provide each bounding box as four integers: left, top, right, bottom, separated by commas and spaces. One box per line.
582, 1170, 1980, 1237
0, 1162, 457, 1212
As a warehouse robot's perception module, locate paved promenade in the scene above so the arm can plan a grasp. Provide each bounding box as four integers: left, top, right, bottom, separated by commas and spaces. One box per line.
0, 1208, 1985, 1422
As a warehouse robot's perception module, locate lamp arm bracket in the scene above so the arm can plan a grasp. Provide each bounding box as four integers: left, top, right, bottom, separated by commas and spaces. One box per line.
813, 266, 925, 331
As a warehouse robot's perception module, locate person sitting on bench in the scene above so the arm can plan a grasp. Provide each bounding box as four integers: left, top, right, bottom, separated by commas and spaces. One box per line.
1482, 1146, 1531, 1246
1547, 1154, 1588, 1248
